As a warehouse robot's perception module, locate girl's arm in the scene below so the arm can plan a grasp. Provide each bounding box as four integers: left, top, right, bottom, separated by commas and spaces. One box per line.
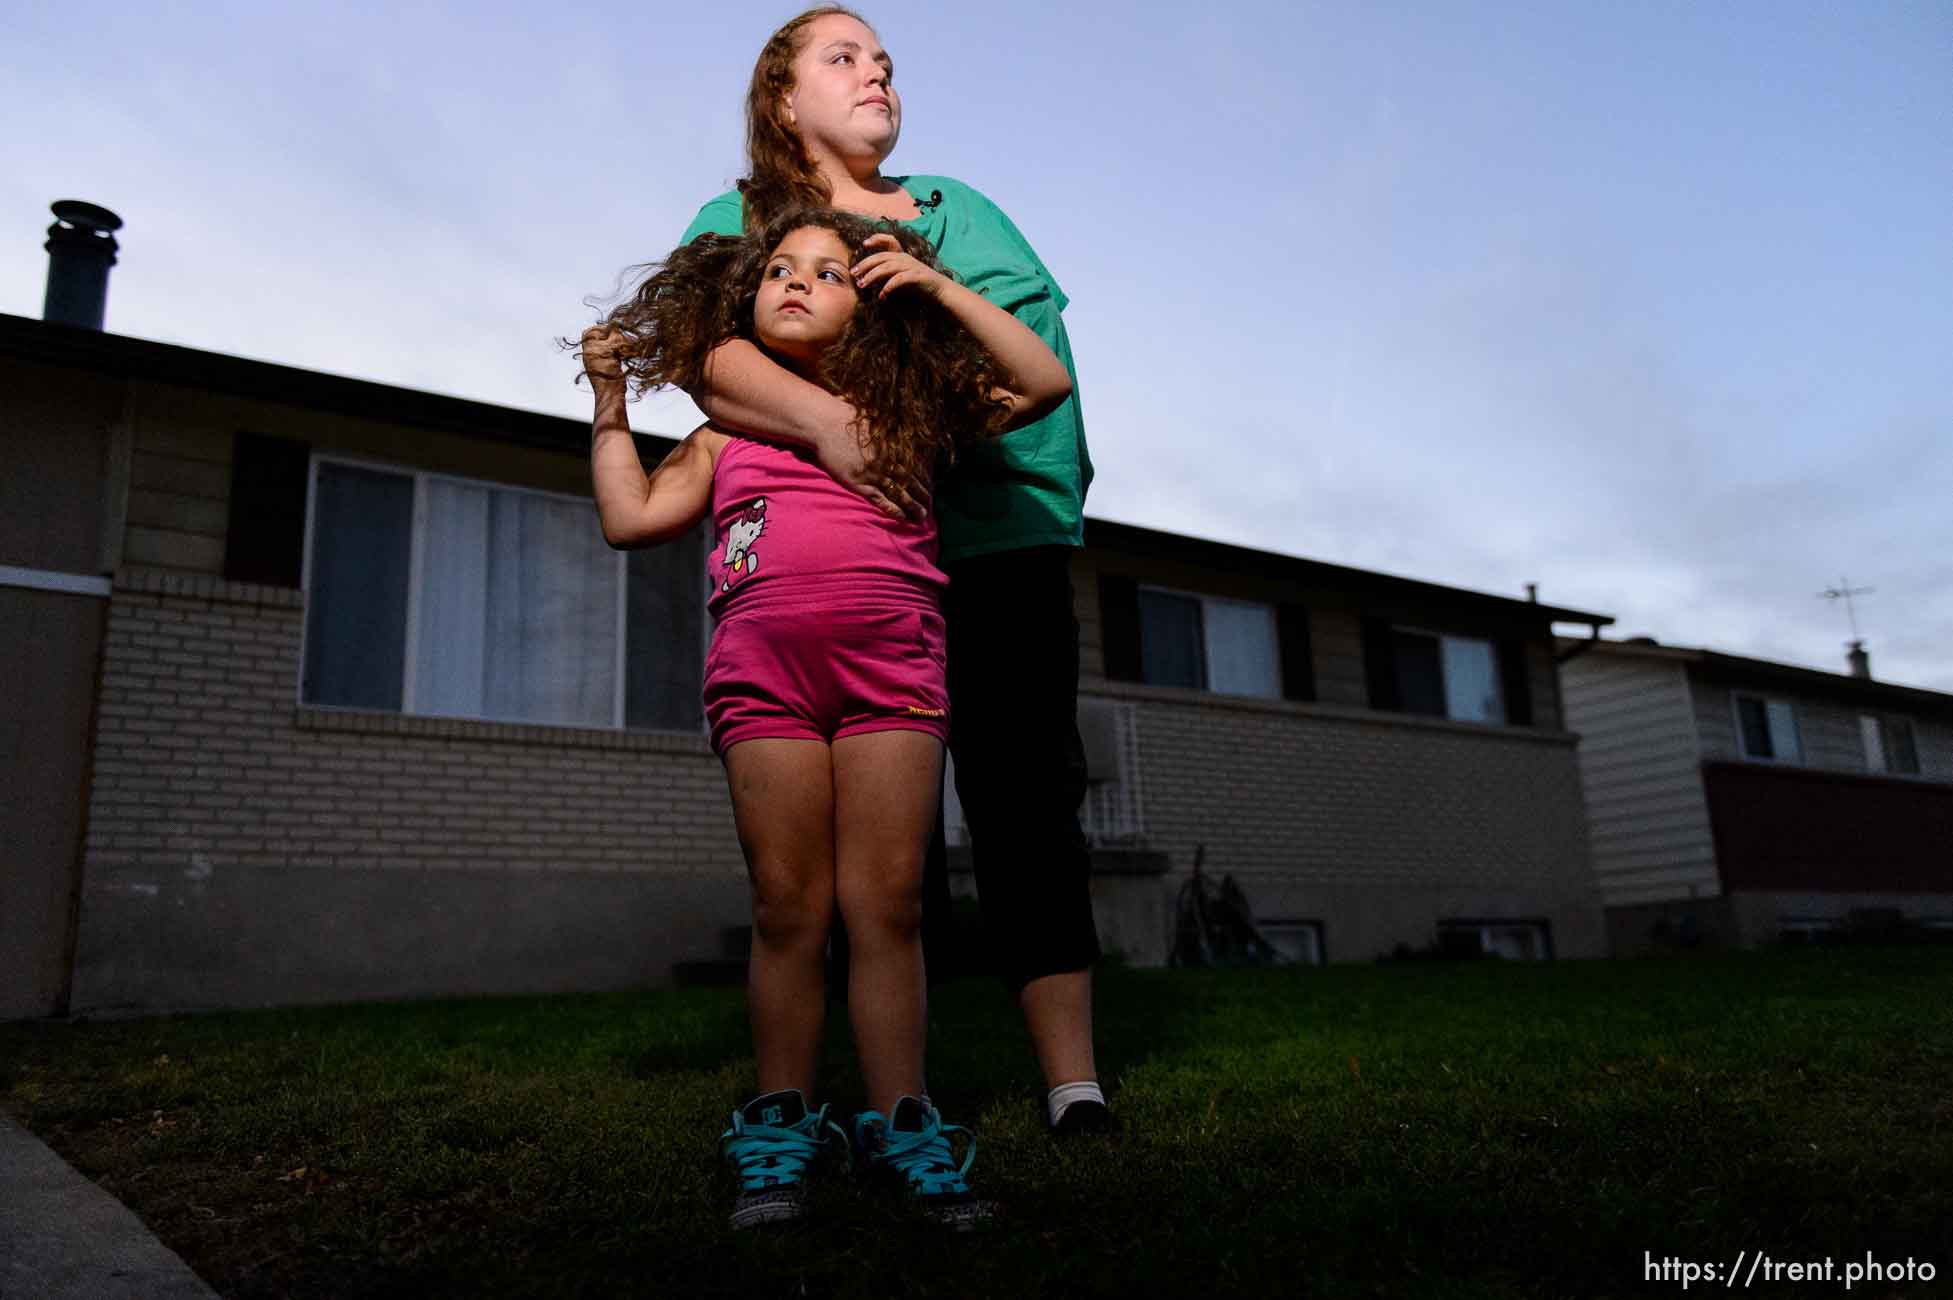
851, 234, 1073, 431
582, 325, 723, 548
692, 339, 930, 520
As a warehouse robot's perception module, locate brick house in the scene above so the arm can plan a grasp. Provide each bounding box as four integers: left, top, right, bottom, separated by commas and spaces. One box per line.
1558, 636, 1953, 953
5, 295, 1617, 1016
1061, 523, 1613, 968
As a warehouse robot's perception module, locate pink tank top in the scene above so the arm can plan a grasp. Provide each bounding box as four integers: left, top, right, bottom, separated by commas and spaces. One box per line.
708, 436, 945, 616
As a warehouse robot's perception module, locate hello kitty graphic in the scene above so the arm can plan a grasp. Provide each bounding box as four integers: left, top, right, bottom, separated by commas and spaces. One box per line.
721, 497, 767, 592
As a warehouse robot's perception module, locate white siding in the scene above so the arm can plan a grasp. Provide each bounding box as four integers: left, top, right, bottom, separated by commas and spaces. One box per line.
1917, 718, 1953, 782
1692, 678, 1740, 762
1692, 677, 1953, 783
1562, 655, 1720, 907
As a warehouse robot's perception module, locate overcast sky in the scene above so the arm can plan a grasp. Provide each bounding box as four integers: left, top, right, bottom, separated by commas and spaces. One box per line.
7, 1, 1949, 689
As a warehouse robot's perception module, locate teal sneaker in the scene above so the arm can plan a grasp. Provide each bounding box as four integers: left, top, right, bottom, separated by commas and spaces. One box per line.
720, 1089, 846, 1230
853, 1096, 993, 1230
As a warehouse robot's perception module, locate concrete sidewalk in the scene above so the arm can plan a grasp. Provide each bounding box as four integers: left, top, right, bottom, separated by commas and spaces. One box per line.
0, 1113, 217, 1299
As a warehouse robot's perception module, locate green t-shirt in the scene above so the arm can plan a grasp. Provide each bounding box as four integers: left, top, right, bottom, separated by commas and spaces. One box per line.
679, 175, 1092, 563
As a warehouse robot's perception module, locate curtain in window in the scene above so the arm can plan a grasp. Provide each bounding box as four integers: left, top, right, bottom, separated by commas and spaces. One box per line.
1765, 699, 1802, 763
1204, 599, 1281, 698
624, 531, 707, 731
303, 463, 412, 710
416, 480, 619, 727
1860, 715, 1888, 771
1881, 717, 1919, 774
1737, 697, 1774, 758
1137, 589, 1203, 689
1440, 636, 1505, 723
1391, 629, 1445, 716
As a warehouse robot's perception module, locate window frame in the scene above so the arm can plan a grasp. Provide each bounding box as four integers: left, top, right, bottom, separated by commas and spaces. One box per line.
1859, 712, 1921, 776
1732, 692, 1802, 764
1779, 916, 1842, 945
1134, 583, 1282, 700
1258, 918, 1326, 967
1436, 918, 1552, 961
1391, 625, 1508, 725
299, 453, 640, 730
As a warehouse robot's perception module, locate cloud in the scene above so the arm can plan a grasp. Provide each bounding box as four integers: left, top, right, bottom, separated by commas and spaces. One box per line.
6, 0, 1948, 697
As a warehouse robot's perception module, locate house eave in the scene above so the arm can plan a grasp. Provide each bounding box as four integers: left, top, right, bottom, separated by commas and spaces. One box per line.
1086, 517, 1614, 627
0, 311, 659, 458
1554, 636, 1953, 716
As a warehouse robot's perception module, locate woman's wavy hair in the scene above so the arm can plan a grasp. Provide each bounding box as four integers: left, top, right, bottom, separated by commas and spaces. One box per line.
739, 5, 866, 231
597, 207, 1013, 469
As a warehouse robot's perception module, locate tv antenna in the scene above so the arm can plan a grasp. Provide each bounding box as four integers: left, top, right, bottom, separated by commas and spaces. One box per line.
1818, 577, 1873, 641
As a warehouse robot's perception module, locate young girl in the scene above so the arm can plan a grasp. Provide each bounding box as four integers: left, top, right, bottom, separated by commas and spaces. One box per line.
579, 207, 1071, 1229
682, 7, 1110, 1141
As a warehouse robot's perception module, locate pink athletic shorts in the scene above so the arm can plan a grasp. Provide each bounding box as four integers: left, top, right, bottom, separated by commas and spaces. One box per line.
703, 593, 949, 755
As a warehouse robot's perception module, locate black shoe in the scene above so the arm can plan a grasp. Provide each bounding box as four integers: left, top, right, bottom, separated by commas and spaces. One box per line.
1049, 1098, 1111, 1137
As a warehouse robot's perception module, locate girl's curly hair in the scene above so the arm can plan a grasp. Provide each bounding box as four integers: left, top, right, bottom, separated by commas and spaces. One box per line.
597, 207, 1013, 470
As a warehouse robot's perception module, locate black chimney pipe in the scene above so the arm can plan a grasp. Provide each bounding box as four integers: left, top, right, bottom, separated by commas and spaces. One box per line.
43, 200, 123, 330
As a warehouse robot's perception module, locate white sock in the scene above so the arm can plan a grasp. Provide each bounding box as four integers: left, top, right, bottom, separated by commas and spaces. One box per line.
1047, 1080, 1105, 1127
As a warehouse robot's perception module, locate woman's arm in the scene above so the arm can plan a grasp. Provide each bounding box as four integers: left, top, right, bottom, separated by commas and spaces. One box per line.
693, 339, 930, 520
676, 192, 926, 518
583, 326, 721, 548
852, 234, 1073, 431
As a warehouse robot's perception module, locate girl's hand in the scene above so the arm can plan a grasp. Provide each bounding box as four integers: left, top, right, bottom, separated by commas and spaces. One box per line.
579, 324, 627, 386
852, 233, 950, 300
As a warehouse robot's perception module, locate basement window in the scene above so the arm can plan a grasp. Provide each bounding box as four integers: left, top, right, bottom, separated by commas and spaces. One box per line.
1779, 917, 1842, 945
1437, 920, 1551, 961
1259, 919, 1325, 967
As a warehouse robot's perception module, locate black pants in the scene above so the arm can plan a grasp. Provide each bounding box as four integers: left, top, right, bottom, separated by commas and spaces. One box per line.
921, 545, 1100, 991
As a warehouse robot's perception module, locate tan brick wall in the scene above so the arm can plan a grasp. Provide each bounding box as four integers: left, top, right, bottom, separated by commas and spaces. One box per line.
82, 571, 741, 880
1086, 682, 1604, 960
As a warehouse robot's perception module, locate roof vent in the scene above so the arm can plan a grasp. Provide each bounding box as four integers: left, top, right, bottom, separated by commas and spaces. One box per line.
43, 200, 123, 330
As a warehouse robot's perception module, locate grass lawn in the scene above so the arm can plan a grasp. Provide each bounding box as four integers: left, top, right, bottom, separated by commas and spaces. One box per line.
4, 947, 1951, 1299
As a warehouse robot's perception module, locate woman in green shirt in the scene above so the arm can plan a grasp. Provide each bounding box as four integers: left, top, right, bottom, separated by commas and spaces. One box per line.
680, 6, 1109, 1139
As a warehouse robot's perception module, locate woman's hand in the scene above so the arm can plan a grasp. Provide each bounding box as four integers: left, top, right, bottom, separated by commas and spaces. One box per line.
579, 324, 627, 387
825, 425, 933, 520
852, 233, 951, 300
690, 336, 932, 522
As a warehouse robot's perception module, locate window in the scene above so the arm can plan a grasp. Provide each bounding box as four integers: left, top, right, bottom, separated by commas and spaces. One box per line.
1371, 625, 1516, 724
1259, 919, 1325, 966
1098, 576, 1312, 701
301, 458, 704, 731
1779, 916, 1842, 946
1134, 587, 1281, 698
1438, 920, 1551, 961
1734, 694, 1802, 763
1859, 714, 1920, 775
